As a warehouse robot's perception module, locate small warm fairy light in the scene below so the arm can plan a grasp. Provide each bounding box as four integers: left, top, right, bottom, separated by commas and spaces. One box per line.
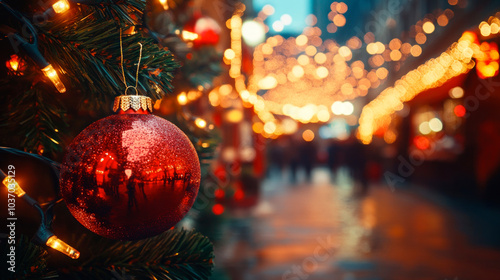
449, 86, 464, 98
181, 30, 199, 41
177, 92, 187, 105
226, 109, 244, 123
52, 0, 70, 14
41, 64, 66, 93
302, 129, 315, 142
159, 0, 169, 10
263, 121, 276, 134
46, 235, 80, 259
123, 26, 137, 35
422, 21, 435, 34
224, 49, 236, 60
6, 55, 27, 75
195, 118, 207, 128
8, 57, 18, 71
2, 176, 26, 197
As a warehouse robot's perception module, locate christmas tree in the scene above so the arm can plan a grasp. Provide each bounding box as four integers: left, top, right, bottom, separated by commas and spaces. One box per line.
0, 0, 225, 279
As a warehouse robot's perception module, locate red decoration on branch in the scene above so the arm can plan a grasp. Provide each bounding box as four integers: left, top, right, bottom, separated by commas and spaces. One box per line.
60, 96, 201, 240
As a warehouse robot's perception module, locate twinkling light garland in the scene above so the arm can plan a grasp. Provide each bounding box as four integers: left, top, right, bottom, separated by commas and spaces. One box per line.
214, 1, 464, 138
357, 28, 494, 144
243, 2, 460, 127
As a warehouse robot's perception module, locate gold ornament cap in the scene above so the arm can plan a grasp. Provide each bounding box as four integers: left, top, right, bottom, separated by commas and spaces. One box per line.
113, 95, 153, 113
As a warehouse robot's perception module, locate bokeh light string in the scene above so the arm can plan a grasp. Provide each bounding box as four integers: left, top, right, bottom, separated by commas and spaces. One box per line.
356, 20, 500, 144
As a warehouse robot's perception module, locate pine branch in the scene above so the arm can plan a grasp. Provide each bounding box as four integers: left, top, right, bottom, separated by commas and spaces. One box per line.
0, 76, 68, 156
37, 1, 179, 109
76, 0, 146, 26
58, 228, 214, 280
1, 235, 50, 280
146, 8, 223, 91
181, 47, 223, 90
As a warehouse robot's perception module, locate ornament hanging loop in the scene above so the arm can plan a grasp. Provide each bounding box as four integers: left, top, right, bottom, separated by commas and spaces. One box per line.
119, 29, 143, 95
115, 30, 151, 113
124, 85, 138, 96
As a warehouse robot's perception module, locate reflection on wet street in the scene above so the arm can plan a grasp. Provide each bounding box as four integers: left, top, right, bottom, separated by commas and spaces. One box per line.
210, 168, 500, 280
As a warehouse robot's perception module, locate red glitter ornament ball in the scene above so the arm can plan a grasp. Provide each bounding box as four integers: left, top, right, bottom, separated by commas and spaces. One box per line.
60, 96, 200, 240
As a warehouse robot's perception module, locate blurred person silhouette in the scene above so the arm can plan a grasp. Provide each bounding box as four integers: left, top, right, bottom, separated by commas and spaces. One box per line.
287, 136, 300, 183
476, 121, 500, 205
346, 137, 368, 194
299, 139, 318, 183
327, 140, 341, 181
267, 139, 285, 179
126, 172, 138, 209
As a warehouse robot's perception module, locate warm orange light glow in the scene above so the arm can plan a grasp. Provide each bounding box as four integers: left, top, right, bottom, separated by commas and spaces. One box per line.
480, 24, 491, 37
316, 66, 329, 78
226, 109, 244, 123
42, 65, 66, 93
410, 45, 422, 57
305, 45, 317, 56
415, 33, 427, 44
333, 14, 346, 27
437, 15, 449, 26
182, 30, 199, 41
252, 122, 264, 133
224, 49, 236, 60
384, 130, 397, 144
258, 76, 278, 89
327, 23, 338, 33
317, 109, 330, 122
422, 21, 435, 34
159, 0, 169, 10
296, 35, 308, 46
302, 129, 315, 142
292, 65, 305, 78
389, 39, 402, 50
338, 46, 352, 59
314, 53, 327, 64
9, 59, 18, 71
263, 122, 277, 134
46, 235, 80, 259
195, 118, 207, 128
390, 50, 402, 61
401, 43, 412, 54
2, 176, 25, 197
52, 0, 70, 14
6, 55, 26, 75
177, 92, 187, 105
449, 87, 464, 98
336, 2, 348, 13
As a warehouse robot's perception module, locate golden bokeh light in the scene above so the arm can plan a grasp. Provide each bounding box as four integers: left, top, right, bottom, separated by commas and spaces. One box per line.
358, 32, 476, 144
333, 14, 346, 27
415, 33, 427, 44
336, 2, 348, 14
411, 45, 422, 57
302, 129, 315, 141
422, 21, 435, 34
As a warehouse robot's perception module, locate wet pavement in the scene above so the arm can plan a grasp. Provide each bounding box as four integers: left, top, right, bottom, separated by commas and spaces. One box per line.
209, 167, 500, 280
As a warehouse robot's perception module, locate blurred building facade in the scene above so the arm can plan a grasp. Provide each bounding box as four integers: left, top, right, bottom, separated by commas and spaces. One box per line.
365, 0, 500, 203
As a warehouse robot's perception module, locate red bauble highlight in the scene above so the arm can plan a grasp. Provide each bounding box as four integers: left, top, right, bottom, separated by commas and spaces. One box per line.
60, 109, 200, 240
183, 13, 221, 49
